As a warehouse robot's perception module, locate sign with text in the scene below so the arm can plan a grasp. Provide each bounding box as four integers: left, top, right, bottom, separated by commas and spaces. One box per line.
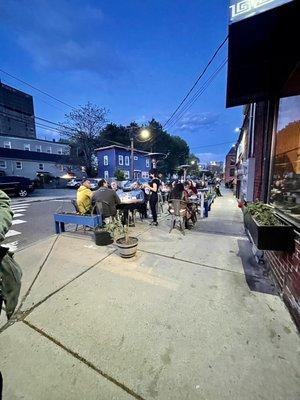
229, 0, 294, 23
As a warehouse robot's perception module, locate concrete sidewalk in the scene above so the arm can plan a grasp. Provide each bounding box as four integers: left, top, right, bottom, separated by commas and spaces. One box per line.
0, 189, 299, 400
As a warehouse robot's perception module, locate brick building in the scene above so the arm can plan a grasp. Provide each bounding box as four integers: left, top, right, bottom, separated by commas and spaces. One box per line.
226, 1, 300, 327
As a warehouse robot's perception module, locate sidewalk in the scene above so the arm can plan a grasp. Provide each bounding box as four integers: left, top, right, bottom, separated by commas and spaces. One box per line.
1, 189, 299, 400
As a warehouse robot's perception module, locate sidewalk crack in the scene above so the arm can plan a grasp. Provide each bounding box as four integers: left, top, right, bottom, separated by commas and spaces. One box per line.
22, 320, 146, 400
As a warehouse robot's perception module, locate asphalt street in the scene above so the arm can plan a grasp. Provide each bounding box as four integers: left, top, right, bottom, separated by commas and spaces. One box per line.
3, 199, 74, 251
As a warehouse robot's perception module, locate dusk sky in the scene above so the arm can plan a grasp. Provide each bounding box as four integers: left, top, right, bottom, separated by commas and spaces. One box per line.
0, 0, 242, 163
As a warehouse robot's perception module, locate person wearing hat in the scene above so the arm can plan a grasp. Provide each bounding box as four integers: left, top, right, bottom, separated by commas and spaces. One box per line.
76, 178, 93, 214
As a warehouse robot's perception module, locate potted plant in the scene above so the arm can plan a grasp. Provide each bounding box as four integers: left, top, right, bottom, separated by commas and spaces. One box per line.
113, 218, 138, 258
94, 222, 114, 246
243, 202, 294, 251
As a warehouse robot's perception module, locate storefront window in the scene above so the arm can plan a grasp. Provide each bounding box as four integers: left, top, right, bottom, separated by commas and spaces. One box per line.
270, 95, 300, 222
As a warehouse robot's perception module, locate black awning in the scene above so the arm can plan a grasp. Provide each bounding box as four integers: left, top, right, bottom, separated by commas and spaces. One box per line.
226, 1, 300, 107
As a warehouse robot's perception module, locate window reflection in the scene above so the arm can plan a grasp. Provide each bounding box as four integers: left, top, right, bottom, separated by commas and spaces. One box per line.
270, 95, 300, 221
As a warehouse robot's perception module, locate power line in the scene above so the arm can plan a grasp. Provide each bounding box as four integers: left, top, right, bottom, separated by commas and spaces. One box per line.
190, 140, 235, 150
0, 68, 75, 110
167, 59, 227, 129
163, 35, 228, 129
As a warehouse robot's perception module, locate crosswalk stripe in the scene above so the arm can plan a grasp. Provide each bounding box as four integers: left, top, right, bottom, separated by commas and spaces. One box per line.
12, 213, 24, 218
11, 205, 29, 210
11, 219, 26, 225
3, 241, 18, 252
12, 209, 27, 213
5, 230, 21, 238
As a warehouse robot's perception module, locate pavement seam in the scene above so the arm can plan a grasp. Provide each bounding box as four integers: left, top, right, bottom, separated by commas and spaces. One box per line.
138, 248, 246, 276
22, 320, 146, 400
15, 249, 117, 321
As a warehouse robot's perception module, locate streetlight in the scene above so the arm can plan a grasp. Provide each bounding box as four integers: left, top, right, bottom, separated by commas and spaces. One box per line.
130, 128, 151, 180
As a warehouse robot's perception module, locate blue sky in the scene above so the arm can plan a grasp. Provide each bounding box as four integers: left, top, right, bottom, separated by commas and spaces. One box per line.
0, 0, 242, 163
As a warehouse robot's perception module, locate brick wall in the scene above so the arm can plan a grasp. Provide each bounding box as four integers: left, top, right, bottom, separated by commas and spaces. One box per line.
253, 102, 267, 201
265, 232, 300, 329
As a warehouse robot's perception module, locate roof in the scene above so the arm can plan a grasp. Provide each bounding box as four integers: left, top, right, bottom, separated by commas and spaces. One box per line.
95, 145, 149, 155
0, 147, 78, 164
0, 133, 70, 146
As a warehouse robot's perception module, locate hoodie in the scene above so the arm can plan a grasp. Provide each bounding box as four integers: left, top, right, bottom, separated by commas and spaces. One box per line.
76, 185, 92, 214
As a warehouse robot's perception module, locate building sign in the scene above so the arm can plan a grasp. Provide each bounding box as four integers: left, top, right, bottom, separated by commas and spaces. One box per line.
229, 0, 294, 23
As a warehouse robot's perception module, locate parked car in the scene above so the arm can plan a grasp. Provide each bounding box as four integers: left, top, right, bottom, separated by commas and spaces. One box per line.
0, 176, 34, 197
67, 178, 82, 189
89, 179, 99, 190
123, 178, 149, 192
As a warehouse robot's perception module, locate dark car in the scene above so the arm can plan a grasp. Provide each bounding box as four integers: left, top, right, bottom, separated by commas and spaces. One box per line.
0, 176, 34, 197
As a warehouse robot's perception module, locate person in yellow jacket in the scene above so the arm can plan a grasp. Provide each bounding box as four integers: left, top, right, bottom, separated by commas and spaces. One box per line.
76, 179, 93, 214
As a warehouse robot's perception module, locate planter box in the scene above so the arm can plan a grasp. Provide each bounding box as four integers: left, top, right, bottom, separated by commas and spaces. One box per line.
243, 210, 294, 251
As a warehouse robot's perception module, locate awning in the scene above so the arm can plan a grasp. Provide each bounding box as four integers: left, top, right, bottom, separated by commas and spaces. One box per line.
226, 1, 300, 107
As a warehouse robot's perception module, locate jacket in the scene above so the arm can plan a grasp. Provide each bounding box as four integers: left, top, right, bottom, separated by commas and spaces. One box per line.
92, 187, 121, 217
0, 190, 22, 319
76, 185, 93, 214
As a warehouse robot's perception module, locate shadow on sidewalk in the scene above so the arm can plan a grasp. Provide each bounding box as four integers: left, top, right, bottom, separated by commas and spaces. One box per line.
237, 239, 279, 296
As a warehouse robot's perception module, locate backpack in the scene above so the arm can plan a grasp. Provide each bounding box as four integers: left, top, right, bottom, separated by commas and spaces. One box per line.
0, 246, 22, 320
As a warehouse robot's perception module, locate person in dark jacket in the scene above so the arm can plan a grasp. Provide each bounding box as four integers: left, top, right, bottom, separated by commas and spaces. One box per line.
144, 169, 161, 226
92, 179, 121, 217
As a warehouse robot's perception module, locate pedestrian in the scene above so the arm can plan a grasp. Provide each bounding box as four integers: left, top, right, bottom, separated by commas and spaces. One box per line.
215, 183, 222, 196
76, 179, 93, 214
145, 169, 161, 226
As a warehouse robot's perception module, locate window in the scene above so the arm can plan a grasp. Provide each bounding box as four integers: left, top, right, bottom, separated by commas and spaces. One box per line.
36, 145, 42, 152
124, 170, 130, 179
270, 95, 300, 222
57, 148, 63, 155
38, 163, 44, 171
47, 147, 52, 154
24, 144, 30, 151
230, 157, 235, 165
142, 171, 149, 179
146, 158, 150, 168
134, 156, 138, 161
16, 161, 22, 170
0, 161, 7, 169
4, 141, 11, 149
229, 168, 235, 177
118, 155, 124, 165
104, 170, 109, 179
125, 156, 130, 166
103, 155, 109, 166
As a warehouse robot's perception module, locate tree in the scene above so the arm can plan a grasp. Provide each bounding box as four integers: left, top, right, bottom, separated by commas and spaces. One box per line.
60, 102, 108, 176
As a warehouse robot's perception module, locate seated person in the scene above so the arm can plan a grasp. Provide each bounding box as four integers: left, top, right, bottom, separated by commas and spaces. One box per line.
110, 181, 118, 191
168, 183, 191, 220
76, 179, 92, 214
92, 179, 121, 218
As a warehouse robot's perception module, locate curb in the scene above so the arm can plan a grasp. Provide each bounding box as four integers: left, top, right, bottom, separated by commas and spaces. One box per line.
11, 196, 74, 205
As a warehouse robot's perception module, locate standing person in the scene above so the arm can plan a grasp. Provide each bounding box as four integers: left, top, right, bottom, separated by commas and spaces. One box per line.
76, 179, 93, 214
145, 169, 160, 226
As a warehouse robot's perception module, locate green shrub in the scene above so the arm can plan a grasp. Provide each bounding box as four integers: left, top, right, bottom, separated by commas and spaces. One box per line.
246, 202, 282, 226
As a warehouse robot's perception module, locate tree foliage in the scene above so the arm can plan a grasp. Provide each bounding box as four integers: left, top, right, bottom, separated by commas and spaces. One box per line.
60, 102, 108, 175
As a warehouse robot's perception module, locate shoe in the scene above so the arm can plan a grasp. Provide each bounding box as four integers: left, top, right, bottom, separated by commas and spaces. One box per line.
149, 221, 158, 226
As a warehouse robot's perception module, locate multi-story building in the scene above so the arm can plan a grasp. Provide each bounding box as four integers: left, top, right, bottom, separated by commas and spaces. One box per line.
0, 82, 83, 183
95, 145, 151, 180
207, 161, 224, 175
0, 83, 36, 139
226, 0, 300, 327
224, 146, 236, 186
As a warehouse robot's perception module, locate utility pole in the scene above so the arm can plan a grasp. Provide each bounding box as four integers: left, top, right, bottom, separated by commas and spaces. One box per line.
130, 131, 134, 180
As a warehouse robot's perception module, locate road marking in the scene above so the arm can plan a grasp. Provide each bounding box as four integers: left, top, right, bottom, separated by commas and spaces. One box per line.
12, 213, 24, 218
11, 219, 26, 225
5, 230, 21, 238
12, 209, 27, 213
11, 205, 29, 209
3, 241, 18, 252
